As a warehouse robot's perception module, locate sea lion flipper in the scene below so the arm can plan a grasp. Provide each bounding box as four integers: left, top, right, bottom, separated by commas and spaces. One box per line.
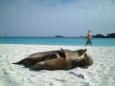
57, 48, 66, 58
12, 62, 20, 64
60, 48, 64, 52
12, 58, 36, 67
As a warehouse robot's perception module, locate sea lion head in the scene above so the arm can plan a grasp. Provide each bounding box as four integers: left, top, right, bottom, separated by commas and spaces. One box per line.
77, 49, 87, 56
72, 49, 87, 57
77, 53, 93, 68
65, 49, 87, 62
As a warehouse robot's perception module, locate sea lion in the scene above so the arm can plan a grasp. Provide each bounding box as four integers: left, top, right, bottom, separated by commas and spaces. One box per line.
13, 49, 93, 70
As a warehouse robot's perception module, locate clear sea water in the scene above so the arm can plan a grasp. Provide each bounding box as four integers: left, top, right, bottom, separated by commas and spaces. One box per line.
0, 37, 115, 46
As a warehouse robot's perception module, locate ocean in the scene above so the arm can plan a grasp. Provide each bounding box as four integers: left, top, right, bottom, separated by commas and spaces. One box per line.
0, 37, 115, 46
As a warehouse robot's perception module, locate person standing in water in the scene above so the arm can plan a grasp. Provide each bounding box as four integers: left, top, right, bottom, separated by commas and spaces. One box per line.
86, 30, 93, 46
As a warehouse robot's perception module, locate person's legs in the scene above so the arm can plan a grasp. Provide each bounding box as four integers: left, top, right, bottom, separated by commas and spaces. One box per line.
89, 39, 92, 46
86, 39, 92, 46
86, 39, 89, 46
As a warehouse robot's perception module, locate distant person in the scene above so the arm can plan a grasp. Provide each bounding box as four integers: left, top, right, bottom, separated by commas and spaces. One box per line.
86, 30, 93, 46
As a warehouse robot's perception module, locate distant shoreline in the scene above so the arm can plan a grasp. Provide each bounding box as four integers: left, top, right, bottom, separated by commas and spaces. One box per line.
0, 36, 115, 38
0, 33, 115, 38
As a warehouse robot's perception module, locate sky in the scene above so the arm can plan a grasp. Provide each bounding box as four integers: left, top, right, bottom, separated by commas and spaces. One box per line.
0, 0, 115, 37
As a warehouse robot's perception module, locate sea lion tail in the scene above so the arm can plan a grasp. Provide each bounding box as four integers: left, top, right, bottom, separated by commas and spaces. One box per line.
12, 61, 22, 64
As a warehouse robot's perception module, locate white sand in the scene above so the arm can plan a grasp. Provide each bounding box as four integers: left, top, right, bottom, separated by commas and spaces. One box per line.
0, 44, 115, 86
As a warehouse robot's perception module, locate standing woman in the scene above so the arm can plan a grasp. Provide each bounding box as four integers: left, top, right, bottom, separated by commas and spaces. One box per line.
86, 30, 93, 46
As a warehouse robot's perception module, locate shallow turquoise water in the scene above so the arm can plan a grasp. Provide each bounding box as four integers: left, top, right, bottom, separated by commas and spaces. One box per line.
0, 37, 115, 46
